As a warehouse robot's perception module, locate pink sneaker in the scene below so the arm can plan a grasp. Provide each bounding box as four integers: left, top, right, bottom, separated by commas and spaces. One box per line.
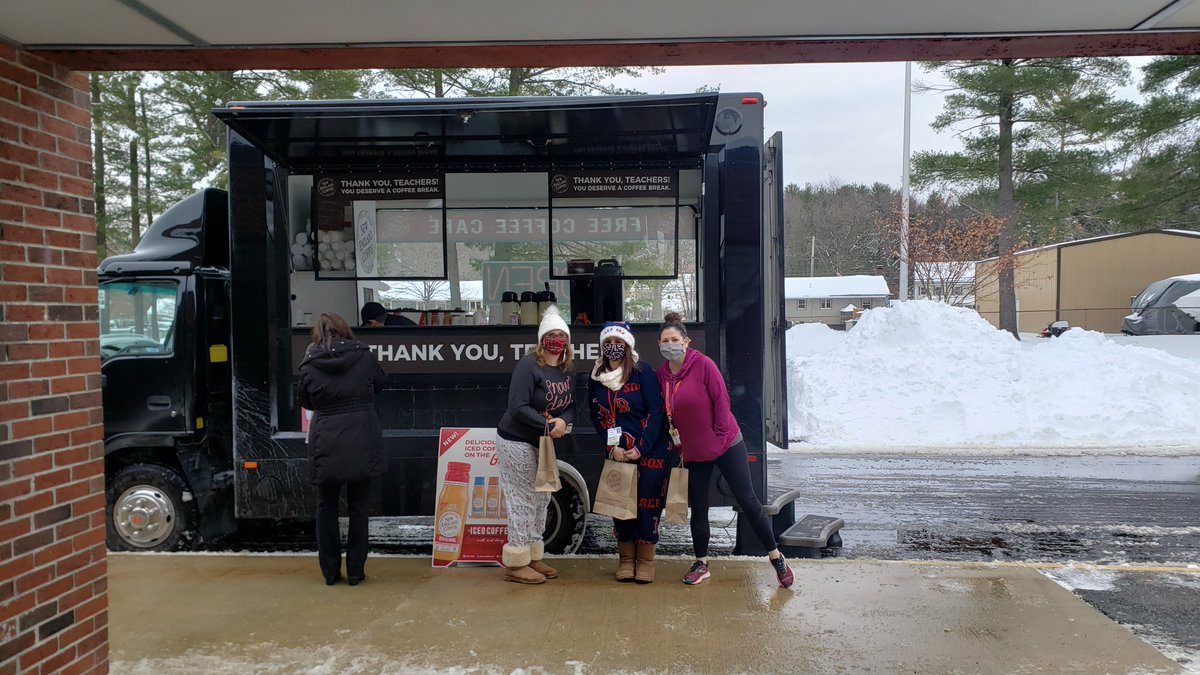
683, 560, 710, 585
770, 556, 795, 589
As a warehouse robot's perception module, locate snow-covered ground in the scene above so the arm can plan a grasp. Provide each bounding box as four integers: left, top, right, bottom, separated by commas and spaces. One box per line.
786, 300, 1200, 452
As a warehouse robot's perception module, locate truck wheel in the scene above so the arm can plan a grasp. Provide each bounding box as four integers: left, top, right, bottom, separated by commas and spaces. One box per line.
542, 481, 587, 555
107, 464, 193, 552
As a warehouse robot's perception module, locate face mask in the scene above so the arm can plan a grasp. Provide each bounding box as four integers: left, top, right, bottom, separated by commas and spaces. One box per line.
660, 343, 686, 362
601, 343, 626, 361
542, 336, 568, 355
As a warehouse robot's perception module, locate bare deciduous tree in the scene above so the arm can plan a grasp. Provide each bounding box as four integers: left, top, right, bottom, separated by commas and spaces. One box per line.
876, 198, 1035, 311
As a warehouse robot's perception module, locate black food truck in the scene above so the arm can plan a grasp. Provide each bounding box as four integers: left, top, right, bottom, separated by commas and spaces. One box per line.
99, 93, 840, 556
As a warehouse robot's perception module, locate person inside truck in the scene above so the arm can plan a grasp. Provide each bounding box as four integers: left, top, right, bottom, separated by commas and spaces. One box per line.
495, 306, 576, 585
298, 312, 387, 587
656, 312, 795, 589
360, 301, 415, 327
588, 321, 669, 584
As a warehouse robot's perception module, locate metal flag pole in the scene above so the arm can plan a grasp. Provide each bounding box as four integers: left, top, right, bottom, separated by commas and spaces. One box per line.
900, 61, 912, 301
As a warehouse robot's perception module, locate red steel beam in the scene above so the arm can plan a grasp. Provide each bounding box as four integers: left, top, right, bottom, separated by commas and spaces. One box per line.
33, 31, 1200, 71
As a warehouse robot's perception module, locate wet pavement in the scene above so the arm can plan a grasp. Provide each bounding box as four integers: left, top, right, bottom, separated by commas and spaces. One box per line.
767, 454, 1200, 565
208, 452, 1200, 671
108, 554, 1185, 674
220, 454, 1200, 565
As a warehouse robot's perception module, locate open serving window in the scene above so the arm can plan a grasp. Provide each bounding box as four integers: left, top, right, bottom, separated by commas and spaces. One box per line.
218, 95, 716, 327
293, 168, 700, 325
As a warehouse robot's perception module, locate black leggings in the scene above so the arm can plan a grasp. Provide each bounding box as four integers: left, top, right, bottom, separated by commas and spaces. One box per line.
686, 440, 777, 559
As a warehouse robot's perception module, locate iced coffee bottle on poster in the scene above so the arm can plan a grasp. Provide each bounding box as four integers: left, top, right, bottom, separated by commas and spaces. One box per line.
433, 462, 472, 564
471, 476, 486, 518
498, 483, 507, 519
485, 476, 500, 519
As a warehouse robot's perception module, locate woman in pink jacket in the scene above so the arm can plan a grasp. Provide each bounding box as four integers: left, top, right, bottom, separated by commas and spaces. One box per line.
656, 312, 795, 588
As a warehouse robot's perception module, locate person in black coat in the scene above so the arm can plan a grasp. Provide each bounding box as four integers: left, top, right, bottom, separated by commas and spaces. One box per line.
299, 312, 386, 586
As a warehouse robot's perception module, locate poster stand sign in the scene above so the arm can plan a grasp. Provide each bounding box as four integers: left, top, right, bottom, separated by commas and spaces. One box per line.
432, 428, 507, 568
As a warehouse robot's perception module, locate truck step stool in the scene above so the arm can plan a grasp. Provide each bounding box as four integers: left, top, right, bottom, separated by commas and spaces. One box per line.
778, 514, 844, 559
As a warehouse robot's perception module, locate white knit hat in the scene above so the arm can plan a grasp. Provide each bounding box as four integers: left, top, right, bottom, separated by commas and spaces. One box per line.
598, 321, 635, 349
537, 305, 570, 341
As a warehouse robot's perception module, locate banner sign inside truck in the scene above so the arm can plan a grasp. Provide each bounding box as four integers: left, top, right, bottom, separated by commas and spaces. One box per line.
550, 170, 678, 198
290, 327, 704, 375
313, 173, 444, 200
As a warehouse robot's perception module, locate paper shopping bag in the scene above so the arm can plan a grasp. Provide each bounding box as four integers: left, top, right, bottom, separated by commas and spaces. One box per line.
592, 459, 638, 520
534, 434, 562, 493
663, 465, 689, 525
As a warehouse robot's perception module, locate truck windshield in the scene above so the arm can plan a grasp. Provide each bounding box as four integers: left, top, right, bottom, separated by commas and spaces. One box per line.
99, 280, 178, 361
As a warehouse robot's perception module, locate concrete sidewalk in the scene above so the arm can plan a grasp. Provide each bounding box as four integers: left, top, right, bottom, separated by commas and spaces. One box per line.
108, 554, 1182, 674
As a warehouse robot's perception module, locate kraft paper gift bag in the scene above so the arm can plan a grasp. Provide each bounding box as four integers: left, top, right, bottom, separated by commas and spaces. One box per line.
663, 464, 689, 525
534, 433, 562, 493
592, 459, 638, 520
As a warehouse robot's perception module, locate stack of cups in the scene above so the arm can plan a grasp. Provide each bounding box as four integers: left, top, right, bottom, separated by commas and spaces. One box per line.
290, 231, 314, 270
316, 229, 356, 272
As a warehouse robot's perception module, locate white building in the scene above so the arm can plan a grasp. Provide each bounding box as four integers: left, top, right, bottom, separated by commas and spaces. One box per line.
785, 275, 891, 328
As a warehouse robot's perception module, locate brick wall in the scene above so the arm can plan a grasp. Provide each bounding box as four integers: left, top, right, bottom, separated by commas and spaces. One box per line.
0, 44, 108, 674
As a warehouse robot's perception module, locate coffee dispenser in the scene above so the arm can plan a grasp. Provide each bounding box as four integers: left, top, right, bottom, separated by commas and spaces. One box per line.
500, 291, 519, 325
519, 291, 539, 325
593, 258, 624, 323
536, 282, 557, 321
567, 258, 623, 323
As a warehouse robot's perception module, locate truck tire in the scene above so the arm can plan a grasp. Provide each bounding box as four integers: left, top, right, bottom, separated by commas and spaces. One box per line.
106, 463, 194, 552
542, 480, 587, 555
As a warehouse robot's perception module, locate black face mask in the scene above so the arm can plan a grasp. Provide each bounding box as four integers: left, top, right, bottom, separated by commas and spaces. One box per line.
602, 343, 626, 361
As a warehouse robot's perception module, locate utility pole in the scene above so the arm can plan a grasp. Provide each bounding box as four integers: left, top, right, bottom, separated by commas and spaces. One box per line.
809, 235, 815, 277
900, 61, 912, 301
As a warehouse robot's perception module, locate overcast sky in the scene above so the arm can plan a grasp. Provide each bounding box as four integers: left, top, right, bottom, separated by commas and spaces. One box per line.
613, 59, 1152, 191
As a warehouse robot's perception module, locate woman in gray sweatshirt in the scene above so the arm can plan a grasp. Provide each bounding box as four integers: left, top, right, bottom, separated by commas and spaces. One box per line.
495, 306, 576, 584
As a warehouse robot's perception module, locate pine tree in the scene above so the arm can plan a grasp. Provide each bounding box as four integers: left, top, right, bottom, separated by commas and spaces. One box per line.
1118, 56, 1200, 230
912, 58, 1131, 336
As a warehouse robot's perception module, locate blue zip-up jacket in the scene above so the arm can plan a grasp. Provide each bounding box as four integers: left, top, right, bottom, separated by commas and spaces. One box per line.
588, 360, 668, 459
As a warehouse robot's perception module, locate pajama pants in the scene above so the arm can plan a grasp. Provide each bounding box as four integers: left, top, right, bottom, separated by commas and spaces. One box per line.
495, 436, 550, 548
612, 454, 670, 544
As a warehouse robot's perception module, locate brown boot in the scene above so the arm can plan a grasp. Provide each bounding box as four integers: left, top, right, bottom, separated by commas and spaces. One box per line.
505, 565, 547, 585
634, 542, 656, 584
616, 541, 636, 582
502, 544, 546, 585
529, 541, 558, 579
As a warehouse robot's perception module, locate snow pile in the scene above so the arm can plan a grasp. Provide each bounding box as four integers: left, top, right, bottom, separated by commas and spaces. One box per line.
787, 300, 1200, 449
785, 322, 844, 358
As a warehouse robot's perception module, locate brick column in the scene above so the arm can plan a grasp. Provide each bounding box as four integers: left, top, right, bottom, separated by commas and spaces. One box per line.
0, 43, 108, 674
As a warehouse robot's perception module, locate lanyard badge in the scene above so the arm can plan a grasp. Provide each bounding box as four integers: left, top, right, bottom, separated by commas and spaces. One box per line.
665, 379, 683, 448
667, 421, 682, 448
607, 427, 623, 447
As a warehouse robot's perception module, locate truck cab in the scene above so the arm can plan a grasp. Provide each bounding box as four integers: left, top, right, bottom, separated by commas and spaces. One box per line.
99, 190, 235, 550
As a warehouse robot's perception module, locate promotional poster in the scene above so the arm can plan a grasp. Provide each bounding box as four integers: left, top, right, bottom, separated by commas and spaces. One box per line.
432, 428, 507, 567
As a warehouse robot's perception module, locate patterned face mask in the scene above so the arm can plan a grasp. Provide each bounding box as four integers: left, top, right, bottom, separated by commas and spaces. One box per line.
542, 336, 568, 355
601, 342, 626, 361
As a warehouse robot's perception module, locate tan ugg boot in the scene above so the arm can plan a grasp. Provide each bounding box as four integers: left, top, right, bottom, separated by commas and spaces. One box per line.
502, 544, 546, 585
528, 541, 558, 579
634, 542, 656, 584
616, 541, 636, 582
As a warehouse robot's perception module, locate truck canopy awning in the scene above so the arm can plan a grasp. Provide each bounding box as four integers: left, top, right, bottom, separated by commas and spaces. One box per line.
213, 94, 721, 169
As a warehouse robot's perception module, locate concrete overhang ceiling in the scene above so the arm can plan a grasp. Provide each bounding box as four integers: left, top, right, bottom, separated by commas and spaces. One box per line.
2, 0, 1200, 70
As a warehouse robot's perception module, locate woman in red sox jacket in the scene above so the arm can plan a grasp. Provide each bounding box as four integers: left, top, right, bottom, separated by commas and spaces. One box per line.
588, 321, 669, 583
